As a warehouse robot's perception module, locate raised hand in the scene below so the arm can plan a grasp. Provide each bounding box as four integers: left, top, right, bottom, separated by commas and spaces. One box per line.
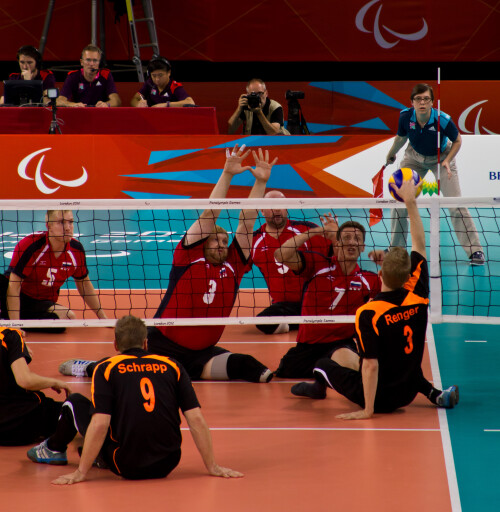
320, 212, 339, 242
250, 148, 278, 182
223, 144, 252, 176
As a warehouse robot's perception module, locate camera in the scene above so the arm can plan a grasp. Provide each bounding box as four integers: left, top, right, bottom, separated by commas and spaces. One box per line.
286, 90, 305, 100
246, 92, 262, 109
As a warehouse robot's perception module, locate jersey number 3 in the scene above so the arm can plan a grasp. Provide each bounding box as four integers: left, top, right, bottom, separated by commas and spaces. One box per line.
403, 325, 414, 354
203, 280, 217, 304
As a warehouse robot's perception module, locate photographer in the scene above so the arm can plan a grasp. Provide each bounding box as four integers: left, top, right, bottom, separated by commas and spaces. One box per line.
228, 78, 289, 135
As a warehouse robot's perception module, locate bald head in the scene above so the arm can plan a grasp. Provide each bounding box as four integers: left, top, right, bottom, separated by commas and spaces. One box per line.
262, 190, 288, 231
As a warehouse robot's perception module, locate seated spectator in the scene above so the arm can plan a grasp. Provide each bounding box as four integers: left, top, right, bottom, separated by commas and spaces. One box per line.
57, 44, 121, 107
130, 56, 195, 108
0, 45, 55, 105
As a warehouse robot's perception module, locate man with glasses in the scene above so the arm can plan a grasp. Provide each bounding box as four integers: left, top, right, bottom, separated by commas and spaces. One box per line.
228, 78, 288, 135
385, 83, 484, 265
58, 45, 121, 108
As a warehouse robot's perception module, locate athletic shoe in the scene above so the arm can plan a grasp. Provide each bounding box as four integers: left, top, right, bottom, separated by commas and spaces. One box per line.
291, 381, 327, 399
260, 369, 274, 383
436, 385, 459, 409
273, 323, 290, 334
27, 440, 67, 465
59, 359, 93, 377
470, 251, 485, 266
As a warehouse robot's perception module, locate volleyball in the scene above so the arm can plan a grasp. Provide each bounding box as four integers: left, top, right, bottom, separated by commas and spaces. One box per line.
388, 168, 423, 202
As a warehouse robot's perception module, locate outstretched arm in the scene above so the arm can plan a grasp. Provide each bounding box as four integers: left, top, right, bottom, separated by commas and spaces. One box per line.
75, 276, 107, 319
386, 135, 408, 164
184, 144, 252, 246
274, 212, 338, 272
235, 149, 278, 259
396, 180, 426, 257
184, 407, 243, 478
52, 413, 111, 485
337, 358, 378, 420
11, 357, 71, 396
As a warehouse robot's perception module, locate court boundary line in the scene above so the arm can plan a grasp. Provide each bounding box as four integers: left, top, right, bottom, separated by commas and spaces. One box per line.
427, 323, 462, 512
179, 427, 442, 432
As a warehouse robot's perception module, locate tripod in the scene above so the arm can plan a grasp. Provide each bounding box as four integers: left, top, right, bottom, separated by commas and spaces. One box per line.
286, 98, 310, 135
48, 98, 62, 134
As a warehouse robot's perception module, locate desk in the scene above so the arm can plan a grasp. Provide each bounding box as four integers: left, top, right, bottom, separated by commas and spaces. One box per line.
0, 106, 219, 134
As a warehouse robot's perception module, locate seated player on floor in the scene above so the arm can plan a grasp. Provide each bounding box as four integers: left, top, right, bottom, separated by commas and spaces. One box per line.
249, 190, 330, 335
291, 180, 459, 416
274, 213, 381, 379
27, 315, 243, 482
60, 145, 277, 383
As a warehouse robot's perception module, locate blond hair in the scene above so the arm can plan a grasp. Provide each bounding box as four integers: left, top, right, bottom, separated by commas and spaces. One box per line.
381, 247, 411, 289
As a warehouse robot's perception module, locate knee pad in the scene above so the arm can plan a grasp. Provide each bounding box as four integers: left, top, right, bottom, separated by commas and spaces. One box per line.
227, 353, 272, 383
207, 352, 231, 380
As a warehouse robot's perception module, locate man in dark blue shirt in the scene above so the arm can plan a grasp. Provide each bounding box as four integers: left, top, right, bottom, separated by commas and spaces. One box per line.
385, 83, 484, 265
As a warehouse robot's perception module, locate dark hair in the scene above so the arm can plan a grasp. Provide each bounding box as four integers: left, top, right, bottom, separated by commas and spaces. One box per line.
17, 45, 42, 69
147, 56, 171, 75
115, 315, 147, 352
410, 83, 434, 102
337, 221, 366, 242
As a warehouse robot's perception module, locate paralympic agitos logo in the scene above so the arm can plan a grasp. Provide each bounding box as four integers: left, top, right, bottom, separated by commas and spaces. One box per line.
18, 147, 88, 194
355, 0, 428, 49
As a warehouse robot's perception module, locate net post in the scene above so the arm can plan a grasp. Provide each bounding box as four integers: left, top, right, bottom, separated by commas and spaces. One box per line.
429, 195, 442, 324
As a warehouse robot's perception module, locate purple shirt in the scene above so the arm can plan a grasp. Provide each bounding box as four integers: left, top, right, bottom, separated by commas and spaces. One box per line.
61, 69, 118, 106
8, 70, 56, 91
138, 78, 189, 107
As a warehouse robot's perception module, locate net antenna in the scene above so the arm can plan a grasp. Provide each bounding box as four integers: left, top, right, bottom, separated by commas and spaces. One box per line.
437, 67, 441, 195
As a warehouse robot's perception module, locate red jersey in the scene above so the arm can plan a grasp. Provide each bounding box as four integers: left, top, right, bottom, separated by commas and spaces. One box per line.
251, 220, 330, 303
155, 236, 248, 350
297, 251, 381, 344
8, 232, 88, 302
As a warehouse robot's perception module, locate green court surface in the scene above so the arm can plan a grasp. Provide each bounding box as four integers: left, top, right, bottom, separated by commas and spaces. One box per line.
433, 323, 500, 512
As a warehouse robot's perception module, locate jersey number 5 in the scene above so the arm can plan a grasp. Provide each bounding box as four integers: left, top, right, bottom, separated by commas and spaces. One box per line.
140, 377, 155, 412
42, 268, 58, 287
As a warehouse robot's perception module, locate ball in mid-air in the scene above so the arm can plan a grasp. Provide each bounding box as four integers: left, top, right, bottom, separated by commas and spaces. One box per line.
388, 167, 423, 202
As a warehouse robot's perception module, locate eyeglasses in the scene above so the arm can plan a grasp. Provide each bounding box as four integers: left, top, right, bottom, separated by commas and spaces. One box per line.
413, 96, 432, 104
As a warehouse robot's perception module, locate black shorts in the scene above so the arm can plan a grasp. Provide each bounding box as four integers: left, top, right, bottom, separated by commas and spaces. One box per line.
275, 338, 357, 378
256, 301, 301, 334
316, 359, 418, 413
0, 274, 59, 320
0, 396, 63, 446
147, 327, 228, 379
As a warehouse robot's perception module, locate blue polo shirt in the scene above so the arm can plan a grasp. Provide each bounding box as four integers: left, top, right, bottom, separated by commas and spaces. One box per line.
60, 69, 118, 106
398, 107, 459, 156
138, 78, 189, 107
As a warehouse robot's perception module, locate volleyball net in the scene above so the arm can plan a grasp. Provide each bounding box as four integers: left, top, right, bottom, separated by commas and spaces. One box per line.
0, 196, 498, 330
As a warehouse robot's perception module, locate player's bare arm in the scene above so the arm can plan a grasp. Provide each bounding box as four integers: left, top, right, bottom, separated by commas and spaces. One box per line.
396, 180, 426, 257
236, 149, 277, 258
386, 135, 408, 164
185, 144, 251, 246
52, 413, 111, 485
184, 408, 243, 478
337, 358, 379, 420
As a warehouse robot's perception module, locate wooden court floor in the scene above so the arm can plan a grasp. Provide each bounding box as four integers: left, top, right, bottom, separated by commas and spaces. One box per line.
0, 323, 456, 512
